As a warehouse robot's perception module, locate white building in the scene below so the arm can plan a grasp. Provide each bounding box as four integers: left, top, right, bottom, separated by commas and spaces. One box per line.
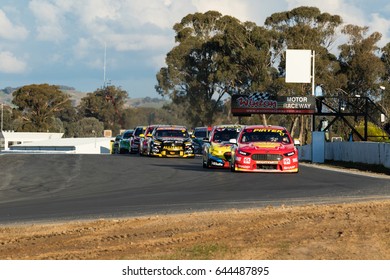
0, 131, 64, 150
0, 131, 113, 154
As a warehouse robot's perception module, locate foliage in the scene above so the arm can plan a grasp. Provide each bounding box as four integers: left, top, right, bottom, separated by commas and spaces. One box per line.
77, 85, 128, 135
338, 25, 385, 99
355, 121, 389, 142
66, 117, 104, 138
0, 105, 13, 131
12, 84, 72, 132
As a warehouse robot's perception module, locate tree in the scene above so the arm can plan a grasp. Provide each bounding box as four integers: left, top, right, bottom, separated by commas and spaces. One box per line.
12, 84, 72, 132
264, 6, 343, 143
1, 104, 13, 131
156, 11, 279, 127
78, 85, 128, 134
67, 117, 104, 137
156, 11, 228, 126
338, 24, 385, 98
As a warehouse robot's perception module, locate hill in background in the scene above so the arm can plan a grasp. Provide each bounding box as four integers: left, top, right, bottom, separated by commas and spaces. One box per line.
0, 86, 168, 109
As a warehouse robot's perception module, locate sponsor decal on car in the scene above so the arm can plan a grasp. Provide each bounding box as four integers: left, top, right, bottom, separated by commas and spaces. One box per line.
166, 146, 183, 151
237, 164, 251, 169
252, 128, 285, 135
283, 165, 297, 170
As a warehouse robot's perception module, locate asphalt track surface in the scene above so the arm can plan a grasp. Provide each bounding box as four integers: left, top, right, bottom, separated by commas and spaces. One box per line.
0, 154, 389, 224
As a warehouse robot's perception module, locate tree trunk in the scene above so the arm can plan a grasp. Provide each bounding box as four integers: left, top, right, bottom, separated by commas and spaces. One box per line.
289, 116, 299, 139
262, 114, 267, 125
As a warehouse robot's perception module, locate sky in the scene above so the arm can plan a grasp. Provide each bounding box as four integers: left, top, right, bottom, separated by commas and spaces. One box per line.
1, 0, 390, 99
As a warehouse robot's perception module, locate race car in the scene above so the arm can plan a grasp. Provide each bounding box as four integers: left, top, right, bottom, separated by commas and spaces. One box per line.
149, 126, 195, 158
202, 124, 242, 168
129, 125, 146, 154
118, 129, 134, 154
139, 125, 158, 156
192, 126, 212, 154
230, 125, 299, 173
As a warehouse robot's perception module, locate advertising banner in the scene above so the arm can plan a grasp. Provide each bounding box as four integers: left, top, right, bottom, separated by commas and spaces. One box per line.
231, 93, 316, 116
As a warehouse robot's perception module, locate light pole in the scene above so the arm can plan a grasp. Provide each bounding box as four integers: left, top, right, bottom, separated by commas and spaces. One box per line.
379, 86, 387, 123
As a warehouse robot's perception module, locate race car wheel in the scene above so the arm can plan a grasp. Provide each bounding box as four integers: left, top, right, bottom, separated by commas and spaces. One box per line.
230, 162, 236, 172
202, 159, 209, 168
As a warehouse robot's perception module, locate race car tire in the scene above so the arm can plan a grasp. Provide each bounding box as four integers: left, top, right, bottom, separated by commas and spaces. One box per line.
202, 159, 209, 168
230, 162, 236, 172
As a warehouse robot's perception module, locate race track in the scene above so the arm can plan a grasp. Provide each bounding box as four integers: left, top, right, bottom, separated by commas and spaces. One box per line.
0, 154, 389, 224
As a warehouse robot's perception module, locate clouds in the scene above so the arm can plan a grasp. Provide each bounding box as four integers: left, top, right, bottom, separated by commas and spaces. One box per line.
29, 0, 67, 42
0, 51, 27, 73
0, 0, 390, 96
0, 9, 28, 74
0, 9, 28, 40
286, 0, 390, 46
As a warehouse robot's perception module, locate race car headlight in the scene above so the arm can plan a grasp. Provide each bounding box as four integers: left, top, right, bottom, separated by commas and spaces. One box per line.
284, 151, 296, 157
152, 140, 162, 146
238, 150, 251, 156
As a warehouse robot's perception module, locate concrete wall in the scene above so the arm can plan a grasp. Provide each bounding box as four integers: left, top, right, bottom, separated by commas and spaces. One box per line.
298, 142, 390, 169
5, 137, 113, 154
0, 131, 64, 150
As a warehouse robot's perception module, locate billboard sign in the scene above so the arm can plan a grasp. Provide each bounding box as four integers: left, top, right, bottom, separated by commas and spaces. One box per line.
231, 93, 315, 116
285, 49, 312, 83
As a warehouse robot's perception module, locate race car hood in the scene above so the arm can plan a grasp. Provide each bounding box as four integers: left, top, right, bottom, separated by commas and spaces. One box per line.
155, 137, 191, 144
210, 142, 234, 152
239, 142, 294, 151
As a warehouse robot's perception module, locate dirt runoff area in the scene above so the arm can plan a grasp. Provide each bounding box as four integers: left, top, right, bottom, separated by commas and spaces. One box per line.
0, 200, 389, 260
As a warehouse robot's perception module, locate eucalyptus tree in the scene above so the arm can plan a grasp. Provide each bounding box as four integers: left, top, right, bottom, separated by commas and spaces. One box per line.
337, 25, 387, 139
12, 84, 72, 132
338, 24, 385, 98
156, 11, 226, 126
156, 11, 276, 126
264, 6, 343, 142
78, 85, 128, 133
265, 6, 342, 86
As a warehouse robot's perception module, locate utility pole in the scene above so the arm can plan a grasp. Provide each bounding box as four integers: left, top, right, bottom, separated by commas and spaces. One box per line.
103, 42, 107, 87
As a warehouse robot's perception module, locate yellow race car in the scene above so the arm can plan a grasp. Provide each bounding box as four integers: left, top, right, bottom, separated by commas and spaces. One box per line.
202, 124, 242, 168
149, 126, 195, 158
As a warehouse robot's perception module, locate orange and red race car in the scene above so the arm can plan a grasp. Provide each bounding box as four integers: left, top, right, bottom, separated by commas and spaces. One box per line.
230, 125, 299, 173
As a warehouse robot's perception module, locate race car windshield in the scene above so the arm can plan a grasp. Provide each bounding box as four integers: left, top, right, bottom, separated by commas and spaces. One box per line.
212, 129, 239, 143
122, 131, 134, 139
155, 129, 189, 138
194, 130, 207, 138
134, 128, 145, 136
241, 131, 291, 144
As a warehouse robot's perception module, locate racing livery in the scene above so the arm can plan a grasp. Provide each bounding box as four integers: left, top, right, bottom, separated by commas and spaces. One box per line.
139, 125, 158, 156
149, 126, 195, 158
230, 125, 299, 173
202, 124, 242, 168
192, 126, 212, 154
118, 129, 134, 154
129, 126, 146, 153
